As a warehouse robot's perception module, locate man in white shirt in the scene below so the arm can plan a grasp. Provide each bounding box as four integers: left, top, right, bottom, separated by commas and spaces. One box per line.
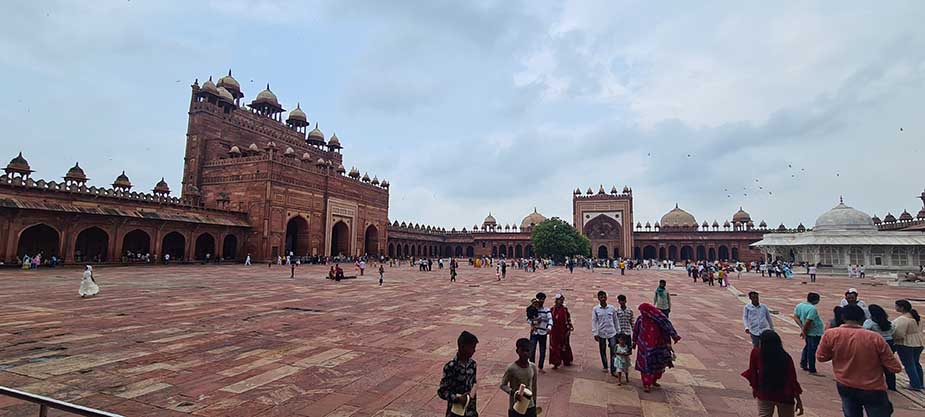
530, 292, 553, 372
592, 290, 621, 375
743, 291, 774, 347
838, 288, 870, 319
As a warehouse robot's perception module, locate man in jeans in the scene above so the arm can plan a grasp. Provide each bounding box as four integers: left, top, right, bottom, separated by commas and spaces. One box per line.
529, 292, 552, 373
592, 290, 621, 375
817, 305, 902, 417
792, 292, 823, 373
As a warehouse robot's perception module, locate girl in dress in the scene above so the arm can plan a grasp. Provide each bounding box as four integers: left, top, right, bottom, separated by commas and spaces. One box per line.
79, 265, 99, 298
613, 334, 632, 385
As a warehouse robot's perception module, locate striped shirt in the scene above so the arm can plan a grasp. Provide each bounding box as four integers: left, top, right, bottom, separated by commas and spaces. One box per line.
615, 306, 634, 335
531, 307, 553, 336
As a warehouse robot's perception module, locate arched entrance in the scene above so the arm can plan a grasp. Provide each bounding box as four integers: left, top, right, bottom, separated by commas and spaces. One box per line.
388, 243, 395, 258
491, 246, 498, 257
732, 247, 739, 260
162, 232, 185, 260
74, 227, 109, 262
466, 246, 474, 257
364, 225, 379, 257
17, 224, 60, 259
330, 221, 349, 256
597, 245, 608, 259
526, 245, 534, 257
718, 246, 729, 261
194, 233, 215, 260
285, 216, 309, 257
222, 235, 238, 260
633, 247, 641, 259
643, 245, 656, 259
668, 246, 677, 260
708, 247, 716, 262
681, 246, 693, 260
696, 245, 706, 261
658, 247, 666, 260
499, 244, 507, 258
122, 229, 150, 257
613, 247, 620, 258
515, 245, 523, 258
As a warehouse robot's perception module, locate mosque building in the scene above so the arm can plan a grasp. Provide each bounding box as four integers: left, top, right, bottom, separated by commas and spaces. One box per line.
1, 70, 923, 270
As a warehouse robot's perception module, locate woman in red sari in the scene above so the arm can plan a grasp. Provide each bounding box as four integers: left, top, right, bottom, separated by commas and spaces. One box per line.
633, 303, 681, 392
548, 293, 574, 368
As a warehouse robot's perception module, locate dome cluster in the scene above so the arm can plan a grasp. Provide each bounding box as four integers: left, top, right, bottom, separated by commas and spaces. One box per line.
637, 204, 765, 232
574, 185, 632, 196
195, 70, 346, 152
2, 152, 173, 196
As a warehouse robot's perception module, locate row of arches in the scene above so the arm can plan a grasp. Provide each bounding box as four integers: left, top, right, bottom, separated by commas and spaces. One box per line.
632, 244, 740, 262
491, 244, 534, 258
283, 217, 381, 257
15, 223, 239, 262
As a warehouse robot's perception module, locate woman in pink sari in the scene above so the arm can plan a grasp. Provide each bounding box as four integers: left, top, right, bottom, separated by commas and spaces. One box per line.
548, 293, 574, 368
633, 303, 681, 392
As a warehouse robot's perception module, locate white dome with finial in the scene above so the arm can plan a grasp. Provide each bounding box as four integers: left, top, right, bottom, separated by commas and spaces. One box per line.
814, 197, 876, 232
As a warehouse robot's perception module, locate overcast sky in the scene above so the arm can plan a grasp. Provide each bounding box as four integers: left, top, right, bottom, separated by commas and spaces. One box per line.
2, 1, 923, 230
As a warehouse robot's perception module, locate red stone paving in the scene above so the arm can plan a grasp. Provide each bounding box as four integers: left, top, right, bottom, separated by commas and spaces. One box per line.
0, 264, 923, 417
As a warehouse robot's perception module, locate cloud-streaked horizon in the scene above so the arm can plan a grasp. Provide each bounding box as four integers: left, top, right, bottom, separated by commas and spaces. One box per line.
2, 1, 923, 231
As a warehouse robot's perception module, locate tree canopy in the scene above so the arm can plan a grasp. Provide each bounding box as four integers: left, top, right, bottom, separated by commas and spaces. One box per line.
531, 218, 590, 261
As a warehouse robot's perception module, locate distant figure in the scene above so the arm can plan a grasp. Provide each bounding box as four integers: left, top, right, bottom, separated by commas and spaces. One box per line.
79, 265, 99, 298
378, 264, 385, 286
245, 254, 251, 266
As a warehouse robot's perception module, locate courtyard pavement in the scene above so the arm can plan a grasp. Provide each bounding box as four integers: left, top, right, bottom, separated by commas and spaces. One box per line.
0, 263, 923, 417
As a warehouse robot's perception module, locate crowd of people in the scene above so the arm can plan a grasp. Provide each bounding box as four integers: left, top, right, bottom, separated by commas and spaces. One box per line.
439, 281, 684, 417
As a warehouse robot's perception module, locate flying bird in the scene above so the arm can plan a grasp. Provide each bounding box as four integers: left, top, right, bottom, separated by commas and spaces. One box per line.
900, 128, 903, 132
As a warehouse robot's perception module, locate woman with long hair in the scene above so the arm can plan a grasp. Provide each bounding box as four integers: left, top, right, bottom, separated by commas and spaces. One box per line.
548, 293, 574, 369
892, 299, 923, 390
741, 330, 804, 416
863, 304, 896, 390
633, 303, 681, 392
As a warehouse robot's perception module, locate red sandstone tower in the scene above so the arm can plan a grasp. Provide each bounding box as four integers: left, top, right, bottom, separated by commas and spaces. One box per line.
182, 71, 389, 260
572, 185, 635, 259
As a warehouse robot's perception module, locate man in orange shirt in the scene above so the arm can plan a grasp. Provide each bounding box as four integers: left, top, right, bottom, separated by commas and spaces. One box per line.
817, 305, 902, 417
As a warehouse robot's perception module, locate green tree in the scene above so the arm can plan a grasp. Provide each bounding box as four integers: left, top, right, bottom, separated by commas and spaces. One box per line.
531, 218, 590, 261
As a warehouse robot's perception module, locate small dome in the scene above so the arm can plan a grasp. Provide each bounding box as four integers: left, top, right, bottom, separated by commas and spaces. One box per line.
872, 215, 882, 224
723, 220, 731, 228
348, 167, 360, 178
325, 159, 333, 167
917, 209, 925, 220
797, 223, 806, 232
308, 123, 325, 141
248, 143, 260, 152
64, 162, 87, 182
484, 213, 497, 225
654, 222, 660, 229
777, 223, 787, 231
265, 141, 277, 150
284, 147, 295, 155
301, 152, 311, 161
701, 221, 709, 229
112, 171, 132, 189
371, 176, 380, 185
336, 163, 346, 174
623, 186, 630, 193
153, 178, 170, 194
216, 86, 234, 103
712, 220, 720, 227
759, 220, 768, 228
645, 221, 651, 228
520, 208, 547, 230
316, 158, 326, 166
328, 132, 342, 149
229, 145, 241, 155
381, 179, 389, 188
598, 185, 606, 194
884, 213, 896, 223
250, 84, 283, 111
636, 222, 642, 228
361, 173, 370, 182
899, 210, 913, 222
814, 199, 877, 232
287, 103, 308, 124
610, 186, 618, 194
6, 152, 32, 174
217, 70, 242, 97
586, 187, 593, 195
200, 77, 219, 96
660, 204, 698, 228
732, 207, 751, 223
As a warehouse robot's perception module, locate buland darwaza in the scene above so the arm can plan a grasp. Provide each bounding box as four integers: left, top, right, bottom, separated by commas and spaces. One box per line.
1, 70, 924, 270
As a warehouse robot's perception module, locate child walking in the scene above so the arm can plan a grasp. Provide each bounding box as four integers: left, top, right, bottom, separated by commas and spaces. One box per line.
500, 338, 538, 417
613, 334, 632, 385
378, 264, 385, 286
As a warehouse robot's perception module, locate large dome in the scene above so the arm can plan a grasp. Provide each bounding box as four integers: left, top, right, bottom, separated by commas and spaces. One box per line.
660, 204, 697, 228
520, 208, 547, 230
813, 200, 876, 232
483, 212, 497, 225
732, 207, 751, 223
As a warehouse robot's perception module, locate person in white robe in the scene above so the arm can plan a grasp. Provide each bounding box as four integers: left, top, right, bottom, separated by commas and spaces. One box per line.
79, 265, 99, 297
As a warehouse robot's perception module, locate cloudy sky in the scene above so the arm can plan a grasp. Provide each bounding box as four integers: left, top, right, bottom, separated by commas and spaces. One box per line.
2, 1, 923, 230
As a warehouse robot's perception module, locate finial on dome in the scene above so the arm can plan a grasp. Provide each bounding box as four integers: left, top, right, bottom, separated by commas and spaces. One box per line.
840, 196, 844, 204
266, 83, 270, 90
228, 69, 233, 76
675, 203, 679, 209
